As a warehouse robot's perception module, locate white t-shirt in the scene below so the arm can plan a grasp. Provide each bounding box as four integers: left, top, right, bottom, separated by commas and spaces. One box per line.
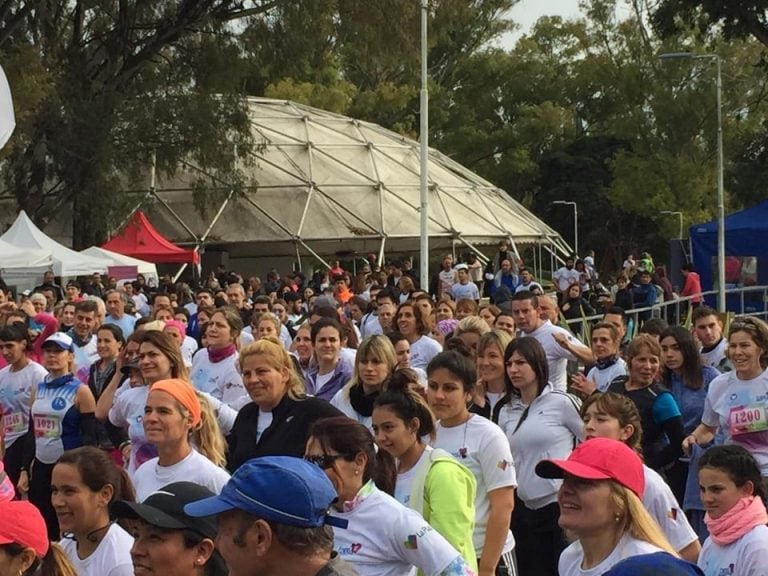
701, 369, 768, 474
451, 282, 479, 301
438, 269, 456, 297
525, 320, 581, 392
409, 336, 442, 371
73, 336, 99, 386
700, 339, 728, 369
331, 388, 372, 431
334, 482, 463, 576
553, 267, 581, 292
586, 359, 628, 393
255, 409, 273, 443
0, 361, 48, 447
559, 533, 664, 576
181, 336, 198, 368
59, 523, 134, 576
109, 385, 154, 478
698, 524, 768, 576
431, 415, 516, 555
394, 446, 432, 507
133, 449, 231, 502
190, 349, 250, 410
642, 465, 698, 552
499, 386, 582, 509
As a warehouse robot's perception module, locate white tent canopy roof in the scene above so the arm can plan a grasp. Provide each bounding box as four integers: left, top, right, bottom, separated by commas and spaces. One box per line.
136, 98, 568, 260
81, 246, 159, 283
0, 237, 52, 270
1, 211, 111, 276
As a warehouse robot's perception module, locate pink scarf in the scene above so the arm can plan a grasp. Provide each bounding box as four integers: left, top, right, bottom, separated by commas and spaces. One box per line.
705, 496, 768, 545
208, 343, 237, 363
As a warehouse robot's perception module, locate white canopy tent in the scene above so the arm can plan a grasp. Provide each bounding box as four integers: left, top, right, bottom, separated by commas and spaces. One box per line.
0, 238, 52, 292
81, 246, 159, 285
0, 211, 111, 277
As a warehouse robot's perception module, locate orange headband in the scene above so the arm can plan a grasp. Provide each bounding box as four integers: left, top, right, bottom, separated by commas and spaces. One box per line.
150, 379, 202, 427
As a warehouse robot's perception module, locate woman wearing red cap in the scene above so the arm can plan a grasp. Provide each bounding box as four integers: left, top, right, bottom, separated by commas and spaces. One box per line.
536, 437, 678, 575
580, 392, 701, 562
0, 500, 77, 576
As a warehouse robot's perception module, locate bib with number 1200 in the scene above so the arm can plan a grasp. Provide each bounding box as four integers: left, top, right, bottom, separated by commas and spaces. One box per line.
728, 403, 768, 436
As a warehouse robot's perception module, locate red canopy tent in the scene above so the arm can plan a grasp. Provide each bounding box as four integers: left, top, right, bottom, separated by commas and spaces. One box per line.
103, 211, 200, 264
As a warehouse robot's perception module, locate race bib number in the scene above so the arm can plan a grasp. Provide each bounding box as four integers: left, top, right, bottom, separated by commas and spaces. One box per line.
34, 415, 61, 439
2, 412, 25, 434
728, 404, 768, 436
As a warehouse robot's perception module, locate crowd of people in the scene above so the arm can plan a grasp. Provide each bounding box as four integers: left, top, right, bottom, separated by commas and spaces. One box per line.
0, 245, 766, 576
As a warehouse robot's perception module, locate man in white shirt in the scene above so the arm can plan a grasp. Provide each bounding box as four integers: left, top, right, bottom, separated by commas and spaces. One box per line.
692, 305, 730, 371
515, 268, 543, 294
552, 256, 580, 298
450, 264, 479, 302
511, 290, 593, 391
430, 254, 456, 300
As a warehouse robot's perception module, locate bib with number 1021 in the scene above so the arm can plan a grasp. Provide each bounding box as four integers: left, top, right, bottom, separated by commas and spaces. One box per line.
728, 403, 768, 436
34, 415, 61, 438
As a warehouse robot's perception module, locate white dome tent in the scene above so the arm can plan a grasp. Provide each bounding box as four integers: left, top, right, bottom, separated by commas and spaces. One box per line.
126, 98, 571, 273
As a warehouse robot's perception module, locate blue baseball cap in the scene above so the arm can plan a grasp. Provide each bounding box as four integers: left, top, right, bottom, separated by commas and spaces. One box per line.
184, 456, 348, 529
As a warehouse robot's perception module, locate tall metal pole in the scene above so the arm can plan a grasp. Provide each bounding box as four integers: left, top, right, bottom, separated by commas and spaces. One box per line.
419, 0, 429, 290
659, 52, 726, 311
572, 202, 579, 257
715, 56, 726, 312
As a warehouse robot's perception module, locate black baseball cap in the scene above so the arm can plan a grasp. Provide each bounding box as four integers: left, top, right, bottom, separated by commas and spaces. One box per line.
112, 482, 218, 540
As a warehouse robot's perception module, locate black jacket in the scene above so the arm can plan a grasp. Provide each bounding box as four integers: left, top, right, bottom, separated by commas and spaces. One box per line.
227, 393, 344, 472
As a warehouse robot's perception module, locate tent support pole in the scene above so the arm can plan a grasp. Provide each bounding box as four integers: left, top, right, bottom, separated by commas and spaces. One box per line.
295, 242, 302, 272
455, 236, 489, 264
199, 190, 235, 245
378, 237, 386, 270
173, 264, 187, 283
299, 240, 330, 269
151, 191, 199, 243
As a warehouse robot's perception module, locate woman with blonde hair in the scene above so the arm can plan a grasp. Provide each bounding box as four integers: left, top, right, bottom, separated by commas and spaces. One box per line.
453, 315, 491, 355
536, 437, 679, 575
133, 378, 231, 501
227, 337, 342, 471
331, 335, 397, 429
470, 330, 513, 422
190, 307, 249, 410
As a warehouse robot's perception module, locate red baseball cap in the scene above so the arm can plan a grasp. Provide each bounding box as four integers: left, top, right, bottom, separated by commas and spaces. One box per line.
0, 501, 50, 557
535, 437, 645, 498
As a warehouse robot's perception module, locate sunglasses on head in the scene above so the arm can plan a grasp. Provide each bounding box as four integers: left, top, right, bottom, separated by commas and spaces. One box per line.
304, 454, 351, 469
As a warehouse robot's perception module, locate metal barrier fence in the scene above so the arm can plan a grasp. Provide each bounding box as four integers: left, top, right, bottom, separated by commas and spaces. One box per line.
562, 285, 768, 342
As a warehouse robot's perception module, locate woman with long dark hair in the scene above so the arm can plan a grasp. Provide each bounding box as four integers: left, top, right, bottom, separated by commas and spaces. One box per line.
372, 369, 477, 569
306, 416, 474, 576
498, 337, 582, 576
427, 351, 517, 576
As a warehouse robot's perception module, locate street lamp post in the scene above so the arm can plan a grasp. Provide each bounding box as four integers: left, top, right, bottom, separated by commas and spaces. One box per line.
659, 51, 725, 312
553, 200, 578, 256
660, 210, 683, 239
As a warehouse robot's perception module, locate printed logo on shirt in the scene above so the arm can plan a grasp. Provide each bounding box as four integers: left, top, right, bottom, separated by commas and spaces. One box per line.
51, 397, 67, 411
404, 534, 418, 549
339, 543, 363, 556
497, 460, 511, 471
716, 565, 735, 576
666, 508, 678, 521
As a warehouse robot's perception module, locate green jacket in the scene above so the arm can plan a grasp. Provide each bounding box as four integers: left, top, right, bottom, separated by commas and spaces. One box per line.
409, 448, 478, 572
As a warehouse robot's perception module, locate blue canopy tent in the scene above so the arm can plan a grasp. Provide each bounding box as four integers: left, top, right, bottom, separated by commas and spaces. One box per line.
690, 199, 768, 311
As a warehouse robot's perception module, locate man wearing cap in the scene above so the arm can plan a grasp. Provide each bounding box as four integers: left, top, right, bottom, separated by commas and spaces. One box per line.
113, 481, 226, 576
450, 264, 480, 302
185, 455, 358, 576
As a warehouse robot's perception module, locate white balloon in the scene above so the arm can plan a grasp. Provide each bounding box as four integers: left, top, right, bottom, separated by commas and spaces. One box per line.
0, 64, 15, 149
